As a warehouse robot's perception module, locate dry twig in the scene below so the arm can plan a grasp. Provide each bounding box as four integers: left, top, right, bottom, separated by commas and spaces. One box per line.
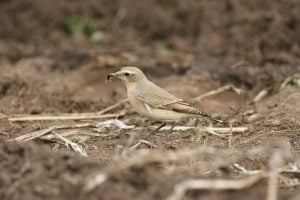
12, 119, 134, 142
53, 132, 87, 156
13, 123, 96, 142
267, 170, 279, 200
204, 129, 228, 138
279, 175, 300, 187
231, 164, 262, 175
253, 88, 270, 102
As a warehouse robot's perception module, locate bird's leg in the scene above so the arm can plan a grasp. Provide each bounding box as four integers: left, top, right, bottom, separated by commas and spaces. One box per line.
143, 122, 166, 140
166, 121, 176, 135
152, 122, 166, 134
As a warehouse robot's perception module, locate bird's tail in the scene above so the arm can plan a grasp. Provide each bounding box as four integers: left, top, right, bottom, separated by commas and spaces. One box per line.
167, 102, 223, 123
192, 109, 223, 123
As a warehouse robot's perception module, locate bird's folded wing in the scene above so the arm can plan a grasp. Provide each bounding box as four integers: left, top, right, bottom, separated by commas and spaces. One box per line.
136, 92, 206, 114
160, 100, 197, 114
136, 91, 222, 123
136, 92, 191, 111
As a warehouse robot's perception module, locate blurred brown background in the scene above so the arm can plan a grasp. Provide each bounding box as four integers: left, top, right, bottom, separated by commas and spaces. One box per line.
0, 1, 300, 200
1, 0, 299, 67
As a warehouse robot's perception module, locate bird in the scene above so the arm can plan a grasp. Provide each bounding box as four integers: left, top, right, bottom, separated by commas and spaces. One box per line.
107, 66, 223, 134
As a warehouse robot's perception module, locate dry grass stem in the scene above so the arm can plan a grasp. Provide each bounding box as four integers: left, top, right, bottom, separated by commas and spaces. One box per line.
53, 131, 87, 156
96, 98, 128, 114
232, 164, 263, 175
167, 174, 265, 200
158, 126, 248, 134
267, 171, 279, 200
7, 112, 125, 121
192, 84, 244, 102
96, 119, 135, 130
253, 88, 269, 102
232, 164, 300, 188
228, 122, 233, 147
130, 139, 158, 150
204, 129, 228, 138
280, 74, 300, 90
41, 130, 99, 141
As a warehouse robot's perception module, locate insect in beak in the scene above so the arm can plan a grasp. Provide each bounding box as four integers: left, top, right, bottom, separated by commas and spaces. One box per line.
106, 72, 120, 83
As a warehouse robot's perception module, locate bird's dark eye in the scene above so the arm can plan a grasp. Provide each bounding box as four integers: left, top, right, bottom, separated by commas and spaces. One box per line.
124, 72, 130, 76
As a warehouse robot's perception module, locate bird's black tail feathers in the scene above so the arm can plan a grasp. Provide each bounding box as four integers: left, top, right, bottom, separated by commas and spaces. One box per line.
192, 109, 223, 123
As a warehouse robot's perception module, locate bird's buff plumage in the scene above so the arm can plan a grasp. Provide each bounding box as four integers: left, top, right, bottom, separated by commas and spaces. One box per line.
107, 66, 222, 132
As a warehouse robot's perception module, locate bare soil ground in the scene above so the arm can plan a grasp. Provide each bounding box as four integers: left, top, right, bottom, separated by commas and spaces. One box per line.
0, 0, 300, 200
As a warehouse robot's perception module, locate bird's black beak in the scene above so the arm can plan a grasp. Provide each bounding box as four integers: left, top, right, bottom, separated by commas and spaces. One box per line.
107, 72, 120, 83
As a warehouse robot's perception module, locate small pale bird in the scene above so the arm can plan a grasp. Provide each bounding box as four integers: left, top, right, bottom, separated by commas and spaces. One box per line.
107, 66, 223, 133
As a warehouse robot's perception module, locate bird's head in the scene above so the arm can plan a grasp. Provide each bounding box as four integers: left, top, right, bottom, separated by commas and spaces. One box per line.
107, 66, 147, 86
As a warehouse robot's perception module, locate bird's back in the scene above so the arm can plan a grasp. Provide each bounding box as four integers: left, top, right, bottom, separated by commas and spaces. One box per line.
136, 80, 182, 106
